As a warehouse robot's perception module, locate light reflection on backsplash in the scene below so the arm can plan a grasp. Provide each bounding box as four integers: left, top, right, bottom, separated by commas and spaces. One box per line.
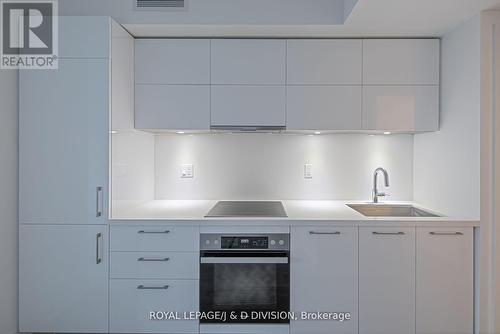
154, 133, 414, 201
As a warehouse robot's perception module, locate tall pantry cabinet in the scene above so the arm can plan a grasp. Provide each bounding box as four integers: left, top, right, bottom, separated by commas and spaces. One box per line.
18, 17, 130, 333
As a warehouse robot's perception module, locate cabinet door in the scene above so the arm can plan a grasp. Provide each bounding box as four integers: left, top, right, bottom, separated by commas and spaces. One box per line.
135, 84, 210, 130
211, 85, 286, 127
359, 227, 415, 334
19, 225, 108, 333
211, 39, 286, 84
19, 59, 108, 224
110, 279, 198, 333
291, 226, 358, 334
362, 86, 439, 131
287, 39, 362, 84
287, 86, 362, 130
135, 39, 210, 84
363, 39, 440, 85
416, 227, 473, 334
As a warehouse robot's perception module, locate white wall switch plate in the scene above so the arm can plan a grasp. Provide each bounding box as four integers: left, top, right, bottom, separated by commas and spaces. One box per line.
180, 164, 194, 178
304, 164, 313, 179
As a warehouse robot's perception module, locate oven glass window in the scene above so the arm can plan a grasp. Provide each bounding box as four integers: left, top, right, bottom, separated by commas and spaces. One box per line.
214, 263, 277, 307
200, 252, 290, 324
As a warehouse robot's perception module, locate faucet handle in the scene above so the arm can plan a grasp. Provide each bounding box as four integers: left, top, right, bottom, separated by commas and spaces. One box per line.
378, 192, 390, 197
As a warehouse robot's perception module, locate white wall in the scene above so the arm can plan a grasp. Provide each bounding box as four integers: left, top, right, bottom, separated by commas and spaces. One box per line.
155, 133, 414, 201
0, 70, 18, 334
413, 15, 480, 219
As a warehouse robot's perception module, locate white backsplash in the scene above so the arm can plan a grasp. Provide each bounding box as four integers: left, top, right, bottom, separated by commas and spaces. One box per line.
154, 133, 414, 200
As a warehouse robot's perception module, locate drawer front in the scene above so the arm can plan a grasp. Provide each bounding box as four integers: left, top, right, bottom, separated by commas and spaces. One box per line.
110, 226, 199, 252
110, 279, 199, 333
110, 252, 199, 279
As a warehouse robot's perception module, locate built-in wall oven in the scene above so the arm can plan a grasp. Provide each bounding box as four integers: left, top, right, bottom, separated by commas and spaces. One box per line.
200, 233, 290, 328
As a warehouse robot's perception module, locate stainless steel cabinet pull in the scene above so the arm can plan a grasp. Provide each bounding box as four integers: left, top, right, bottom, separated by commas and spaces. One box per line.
429, 231, 463, 236
138, 230, 170, 234
138, 257, 170, 262
96, 233, 102, 264
372, 231, 405, 235
309, 231, 341, 235
96, 186, 103, 217
137, 285, 169, 290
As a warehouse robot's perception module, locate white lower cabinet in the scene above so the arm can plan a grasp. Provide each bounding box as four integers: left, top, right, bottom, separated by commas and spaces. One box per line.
110, 279, 199, 333
19, 225, 109, 333
359, 227, 415, 334
291, 226, 358, 334
416, 227, 473, 334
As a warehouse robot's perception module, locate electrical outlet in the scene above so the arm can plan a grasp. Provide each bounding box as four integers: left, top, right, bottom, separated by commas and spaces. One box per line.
304, 164, 313, 179
180, 164, 194, 178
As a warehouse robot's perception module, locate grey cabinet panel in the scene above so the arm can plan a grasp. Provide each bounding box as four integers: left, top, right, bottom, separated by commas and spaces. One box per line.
19, 225, 108, 333
363, 39, 440, 85
135, 84, 210, 130
135, 39, 210, 84
287, 39, 362, 84
211, 85, 286, 127
19, 59, 109, 224
211, 39, 286, 84
287, 86, 362, 130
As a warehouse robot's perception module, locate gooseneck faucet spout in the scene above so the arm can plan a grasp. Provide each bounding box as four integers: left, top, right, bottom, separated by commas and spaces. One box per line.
373, 167, 390, 203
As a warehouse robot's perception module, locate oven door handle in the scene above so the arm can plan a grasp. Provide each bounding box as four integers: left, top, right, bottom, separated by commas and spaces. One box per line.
200, 257, 288, 264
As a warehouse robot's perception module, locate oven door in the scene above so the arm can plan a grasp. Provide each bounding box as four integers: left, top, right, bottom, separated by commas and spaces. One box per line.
200, 251, 290, 324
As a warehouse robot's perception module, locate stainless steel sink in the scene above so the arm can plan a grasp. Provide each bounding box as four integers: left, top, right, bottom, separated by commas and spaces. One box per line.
347, 204, 440, 217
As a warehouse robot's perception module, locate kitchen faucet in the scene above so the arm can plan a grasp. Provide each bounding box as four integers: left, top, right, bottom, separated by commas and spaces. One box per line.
373, 167, 390, 203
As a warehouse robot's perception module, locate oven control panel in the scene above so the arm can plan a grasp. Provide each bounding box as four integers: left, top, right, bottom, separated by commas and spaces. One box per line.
200, 233, 289, 251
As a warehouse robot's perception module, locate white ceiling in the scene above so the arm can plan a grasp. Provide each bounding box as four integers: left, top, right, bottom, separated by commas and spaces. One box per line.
124, 0, 500, 37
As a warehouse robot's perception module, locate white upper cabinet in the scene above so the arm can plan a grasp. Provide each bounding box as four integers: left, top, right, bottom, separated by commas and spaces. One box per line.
359, 227, 415, 334
416, 228, 473, 334
287, 40, 362, 84
135, 39, 210, 84
135, 85, 210, 130
362, 86, 439, 131
211, 86, 286, 127
211, 39, 286, 84
134, 39, 211, 130
19, 58, 109, 224
363, 39, 440, 85
287, 86, 362, 130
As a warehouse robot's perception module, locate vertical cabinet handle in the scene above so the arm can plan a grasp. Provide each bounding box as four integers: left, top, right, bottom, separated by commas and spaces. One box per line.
96, 233, 103, 264
96, 186, 103, 217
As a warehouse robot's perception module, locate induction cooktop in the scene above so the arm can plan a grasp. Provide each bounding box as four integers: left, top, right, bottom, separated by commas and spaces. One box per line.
205, 201, 288, 218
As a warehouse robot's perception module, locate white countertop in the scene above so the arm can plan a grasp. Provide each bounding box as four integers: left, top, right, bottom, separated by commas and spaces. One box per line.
111, 200, 479, 227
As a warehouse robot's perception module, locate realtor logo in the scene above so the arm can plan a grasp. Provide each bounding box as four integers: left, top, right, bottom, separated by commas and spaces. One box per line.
1, 0, 58, 69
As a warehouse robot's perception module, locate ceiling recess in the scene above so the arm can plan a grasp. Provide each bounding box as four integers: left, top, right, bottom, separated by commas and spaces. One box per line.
136, 0, 185, 9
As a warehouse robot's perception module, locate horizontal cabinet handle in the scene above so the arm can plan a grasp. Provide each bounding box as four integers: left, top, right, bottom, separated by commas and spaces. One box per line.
138, 230, 170, 234
309, 231, 341, 235
429, 231, 463, 236
372, 231, 405, 236
138, 257, 170, 262
137, 285, 169, 290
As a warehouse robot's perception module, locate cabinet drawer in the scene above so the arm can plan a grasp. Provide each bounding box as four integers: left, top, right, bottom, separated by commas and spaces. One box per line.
110, 279, 198, 333
110, 252, 199, 279
110, 226, 199, 252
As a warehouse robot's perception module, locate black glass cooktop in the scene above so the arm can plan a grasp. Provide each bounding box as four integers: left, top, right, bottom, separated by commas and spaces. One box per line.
205, 201, 288, 218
